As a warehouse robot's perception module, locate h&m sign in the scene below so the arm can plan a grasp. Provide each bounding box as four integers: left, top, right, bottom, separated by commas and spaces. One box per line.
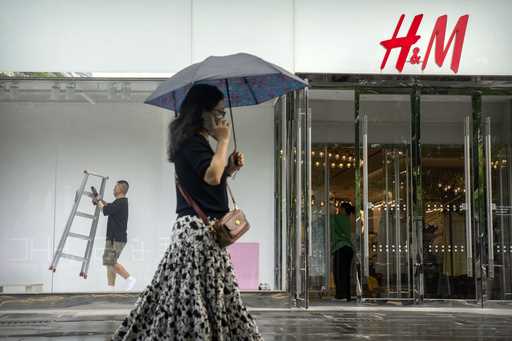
380, 14, 469, 74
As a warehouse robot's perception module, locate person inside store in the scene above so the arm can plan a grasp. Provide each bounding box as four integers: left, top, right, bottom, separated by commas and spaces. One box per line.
330, 200, 355, 301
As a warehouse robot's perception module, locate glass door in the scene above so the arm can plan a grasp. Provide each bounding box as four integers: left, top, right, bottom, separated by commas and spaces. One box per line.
420, 95, 477, 300
310, 144, 357, 300
357, 93, 414, 300
308, 89, 357, 303
310, 145, 329, 296
335, 87, 512, 305
482, 96, 512, 302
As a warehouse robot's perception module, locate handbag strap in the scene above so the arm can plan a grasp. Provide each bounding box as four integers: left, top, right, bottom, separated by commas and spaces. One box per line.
225, 180, 238, 209
176, 176, 210, 225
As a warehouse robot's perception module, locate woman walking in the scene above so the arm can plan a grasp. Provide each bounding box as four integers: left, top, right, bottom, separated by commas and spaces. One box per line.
111, 84, 263, 340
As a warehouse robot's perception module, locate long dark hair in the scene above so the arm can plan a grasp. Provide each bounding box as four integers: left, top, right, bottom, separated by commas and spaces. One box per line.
168, 84, 224, 162
340, 202, 355, 216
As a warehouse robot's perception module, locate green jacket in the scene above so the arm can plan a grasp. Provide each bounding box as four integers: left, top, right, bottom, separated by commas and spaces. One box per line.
330, 214, 353, 253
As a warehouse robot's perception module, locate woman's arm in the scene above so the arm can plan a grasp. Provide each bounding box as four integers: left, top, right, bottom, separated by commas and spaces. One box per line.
204, 138, 229, 185
203, 117, 231, 185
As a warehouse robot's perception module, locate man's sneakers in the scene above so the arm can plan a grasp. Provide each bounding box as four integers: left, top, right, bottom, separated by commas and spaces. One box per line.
125, 276, 137, 291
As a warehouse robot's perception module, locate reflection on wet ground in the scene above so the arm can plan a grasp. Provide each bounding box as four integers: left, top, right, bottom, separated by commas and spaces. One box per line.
1, 293, 512, 340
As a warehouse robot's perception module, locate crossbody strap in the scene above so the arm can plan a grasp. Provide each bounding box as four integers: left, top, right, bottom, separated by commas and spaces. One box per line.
226, 180, 237, 209
176, 176, 209, 225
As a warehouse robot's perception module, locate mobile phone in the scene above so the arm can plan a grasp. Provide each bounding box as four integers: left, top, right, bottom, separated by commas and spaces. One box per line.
201, 112, 216, 134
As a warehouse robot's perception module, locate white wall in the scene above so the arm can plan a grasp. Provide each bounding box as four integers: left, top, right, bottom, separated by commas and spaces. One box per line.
294, 0, 512, 75
0, 0, 192, 74
0, 98, 275, 293
2, 0, 512, 75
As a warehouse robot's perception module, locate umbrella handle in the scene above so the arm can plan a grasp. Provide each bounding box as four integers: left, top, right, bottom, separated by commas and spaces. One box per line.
225, 79, 238, 153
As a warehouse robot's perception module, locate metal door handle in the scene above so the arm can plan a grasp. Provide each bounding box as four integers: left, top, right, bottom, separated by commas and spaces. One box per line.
464, 116, 473, 277
485, 117, 494, 279
362, 114, 369, 278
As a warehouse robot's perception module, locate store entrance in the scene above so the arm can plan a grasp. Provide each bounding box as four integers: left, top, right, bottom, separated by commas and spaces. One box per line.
358, 94, 414, 301
307, 86, 512, 306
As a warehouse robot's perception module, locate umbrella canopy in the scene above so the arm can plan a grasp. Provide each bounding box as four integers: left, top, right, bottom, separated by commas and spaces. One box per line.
144, 52, 308, 112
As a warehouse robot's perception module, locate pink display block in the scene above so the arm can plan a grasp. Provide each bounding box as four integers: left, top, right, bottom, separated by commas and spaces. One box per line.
227, 242, 259, 290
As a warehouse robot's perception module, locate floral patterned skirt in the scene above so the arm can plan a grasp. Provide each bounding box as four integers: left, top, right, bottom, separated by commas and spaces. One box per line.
111, 215, 263, 340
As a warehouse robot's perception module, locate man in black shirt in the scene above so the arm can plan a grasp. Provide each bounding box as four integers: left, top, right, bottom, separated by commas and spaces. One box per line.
96, 180, 136, 291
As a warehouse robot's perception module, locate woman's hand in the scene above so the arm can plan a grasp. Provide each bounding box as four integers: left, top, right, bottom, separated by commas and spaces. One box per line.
232, 151, 245, 168
226, 151, 245, 176
210, 116, 230, 142
204, 116, 231, 185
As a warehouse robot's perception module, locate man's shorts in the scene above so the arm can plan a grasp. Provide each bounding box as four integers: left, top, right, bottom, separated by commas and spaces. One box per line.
102, 240, 126, 266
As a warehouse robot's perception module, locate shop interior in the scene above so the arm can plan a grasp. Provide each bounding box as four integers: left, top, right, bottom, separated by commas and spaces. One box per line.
307, 87, 512, 304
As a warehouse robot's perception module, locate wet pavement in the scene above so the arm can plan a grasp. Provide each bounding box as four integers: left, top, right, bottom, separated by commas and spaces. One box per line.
1, 293, 512, 340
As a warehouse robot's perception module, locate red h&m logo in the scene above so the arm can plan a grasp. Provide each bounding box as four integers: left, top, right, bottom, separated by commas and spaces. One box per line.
380, 14, 469, 73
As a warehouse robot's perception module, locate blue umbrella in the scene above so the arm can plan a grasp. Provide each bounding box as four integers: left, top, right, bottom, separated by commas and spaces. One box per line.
145, 52, 308, 111
144, 53, 308, 150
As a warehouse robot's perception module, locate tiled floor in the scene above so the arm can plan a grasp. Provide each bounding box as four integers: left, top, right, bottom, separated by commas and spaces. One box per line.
1, 294, 512, 340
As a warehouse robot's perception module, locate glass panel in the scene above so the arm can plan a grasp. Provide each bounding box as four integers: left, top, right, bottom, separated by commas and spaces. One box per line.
309, 89, 356, 303
360, 94, 412, 299
288, 89, 310, 307
329, 145, 357, 298
286, 92, 298, 305
310, 144, 356, 298
483, 96, 512, 300
310, 145, 328, 293
300, 89, 312, 307
421, 95, 476, 299
274, 96, 287, 291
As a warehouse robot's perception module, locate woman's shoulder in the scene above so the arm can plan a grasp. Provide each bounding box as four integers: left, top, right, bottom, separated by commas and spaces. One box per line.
189, 132, 211, 146
178, 133, 209, 152
175, 133, 213, 165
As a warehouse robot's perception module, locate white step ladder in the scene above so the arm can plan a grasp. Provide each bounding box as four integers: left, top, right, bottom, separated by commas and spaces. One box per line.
49, 170, 109, 279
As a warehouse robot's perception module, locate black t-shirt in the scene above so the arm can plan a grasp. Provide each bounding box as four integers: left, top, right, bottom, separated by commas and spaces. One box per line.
174, 133, 229, 219
103, 197, 129, 242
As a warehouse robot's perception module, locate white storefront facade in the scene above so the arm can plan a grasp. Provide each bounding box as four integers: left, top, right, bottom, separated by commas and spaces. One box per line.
1, 1, 511, 307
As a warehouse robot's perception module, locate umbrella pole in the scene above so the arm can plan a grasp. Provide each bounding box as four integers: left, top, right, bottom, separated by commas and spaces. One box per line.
225, 79, 237, 152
